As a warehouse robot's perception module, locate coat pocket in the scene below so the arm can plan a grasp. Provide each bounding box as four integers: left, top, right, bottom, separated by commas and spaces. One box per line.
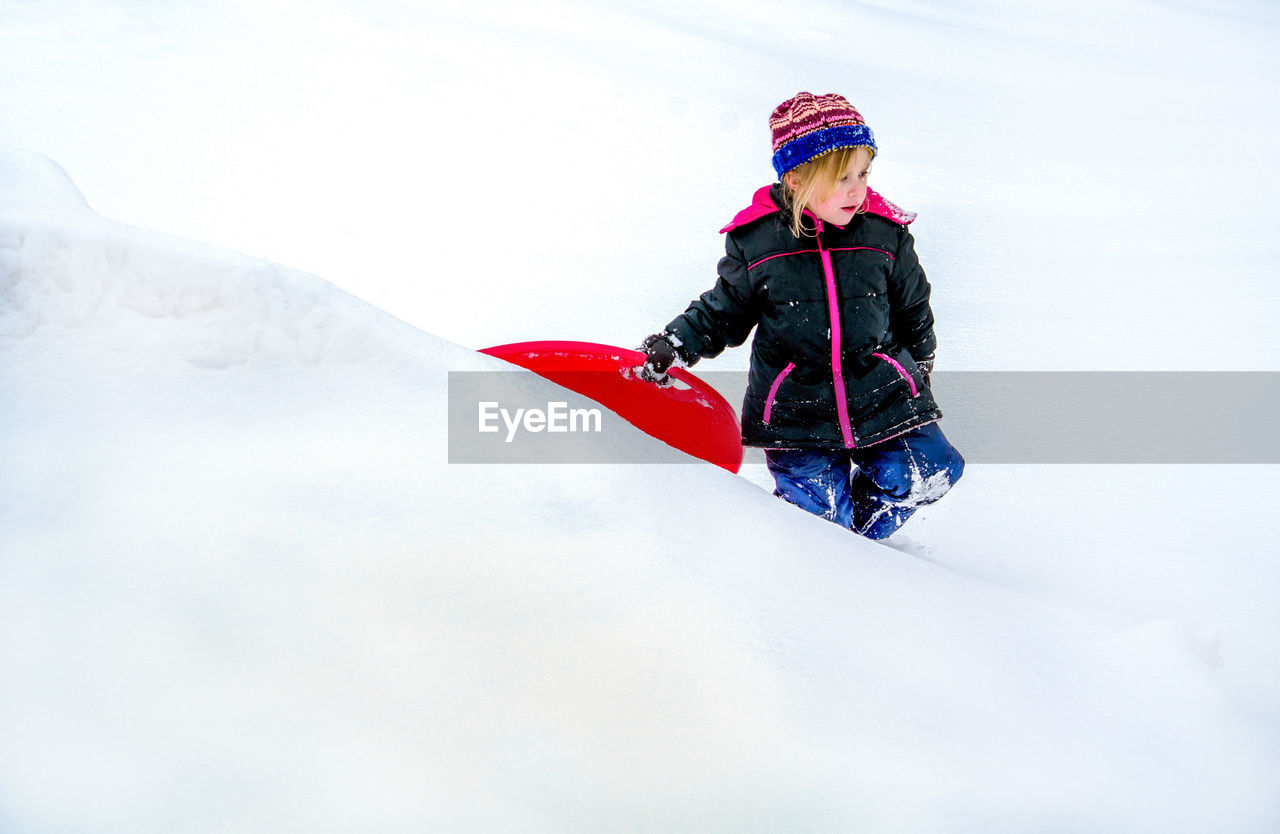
762, 362, 796, 424
871, 352, 919, 398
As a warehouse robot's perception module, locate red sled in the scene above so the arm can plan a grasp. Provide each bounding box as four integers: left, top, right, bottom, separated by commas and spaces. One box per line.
479, 340, 743, 473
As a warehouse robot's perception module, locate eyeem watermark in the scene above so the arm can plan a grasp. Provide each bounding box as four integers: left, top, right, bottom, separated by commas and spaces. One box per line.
478, 401, 602, 443
449, 371, 692, 464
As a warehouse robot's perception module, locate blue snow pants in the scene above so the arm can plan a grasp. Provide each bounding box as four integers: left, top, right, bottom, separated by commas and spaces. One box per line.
764, 422, 964, 540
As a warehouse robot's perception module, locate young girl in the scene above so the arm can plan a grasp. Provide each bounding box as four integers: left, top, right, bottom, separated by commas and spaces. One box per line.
640, 91, 963, 540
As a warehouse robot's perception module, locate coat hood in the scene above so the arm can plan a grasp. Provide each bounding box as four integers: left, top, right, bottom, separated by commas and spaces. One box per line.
719, 184, 916, 234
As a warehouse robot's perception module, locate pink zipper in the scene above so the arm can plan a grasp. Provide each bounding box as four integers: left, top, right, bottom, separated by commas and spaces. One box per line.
762, 362, 795, 424
872, 352, 919, 397
815, 218, 856, 448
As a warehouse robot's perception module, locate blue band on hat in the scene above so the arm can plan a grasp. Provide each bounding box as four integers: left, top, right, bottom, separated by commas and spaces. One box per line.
771, 124, 877, 177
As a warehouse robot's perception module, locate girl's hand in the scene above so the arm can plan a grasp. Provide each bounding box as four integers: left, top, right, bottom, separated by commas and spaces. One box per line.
638, 334, 678, 384
917, 355, 935, 387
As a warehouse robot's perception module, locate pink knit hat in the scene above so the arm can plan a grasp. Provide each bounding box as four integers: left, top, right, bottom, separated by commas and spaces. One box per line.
769, 92, 877, 177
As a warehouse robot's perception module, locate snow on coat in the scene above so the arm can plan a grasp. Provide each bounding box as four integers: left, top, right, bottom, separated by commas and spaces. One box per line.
664, 184, 941, 450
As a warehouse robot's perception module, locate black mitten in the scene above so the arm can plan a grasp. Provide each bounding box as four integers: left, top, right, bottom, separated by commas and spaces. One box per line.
638, 334, 678, 383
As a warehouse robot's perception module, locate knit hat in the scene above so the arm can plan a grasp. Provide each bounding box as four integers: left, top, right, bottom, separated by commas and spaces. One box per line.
769, 92, 877, 178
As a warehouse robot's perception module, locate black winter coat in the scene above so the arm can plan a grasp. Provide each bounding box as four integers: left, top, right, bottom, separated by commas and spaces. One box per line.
664, 184, 942, 450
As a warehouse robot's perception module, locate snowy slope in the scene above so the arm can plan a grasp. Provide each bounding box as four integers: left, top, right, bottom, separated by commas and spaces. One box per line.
3, 0, 1280, 831
3, 149, 1279, 833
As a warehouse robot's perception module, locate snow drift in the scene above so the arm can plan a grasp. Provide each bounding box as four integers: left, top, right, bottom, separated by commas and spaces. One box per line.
2, 149, 1278, 833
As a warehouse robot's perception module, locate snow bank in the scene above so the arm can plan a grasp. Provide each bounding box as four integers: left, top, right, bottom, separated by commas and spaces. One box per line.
2, 148, 1278, 833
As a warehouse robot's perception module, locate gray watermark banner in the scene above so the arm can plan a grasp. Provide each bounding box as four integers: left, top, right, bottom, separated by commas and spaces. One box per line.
449, 370, 1280, 464
933, 372, 1279, 463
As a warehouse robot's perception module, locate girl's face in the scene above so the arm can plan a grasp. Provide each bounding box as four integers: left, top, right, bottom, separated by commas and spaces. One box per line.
798, 147, 872, 227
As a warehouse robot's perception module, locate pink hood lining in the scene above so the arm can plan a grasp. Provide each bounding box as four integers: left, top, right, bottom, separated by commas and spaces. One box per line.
719, 185, 916, 234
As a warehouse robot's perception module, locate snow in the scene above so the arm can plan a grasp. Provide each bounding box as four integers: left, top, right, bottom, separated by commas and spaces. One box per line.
2, 1, 1279, 832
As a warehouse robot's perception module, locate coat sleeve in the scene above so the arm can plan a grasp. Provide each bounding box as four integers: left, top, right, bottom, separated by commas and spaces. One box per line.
887, 225, 937, 361
661, 234, 760, 365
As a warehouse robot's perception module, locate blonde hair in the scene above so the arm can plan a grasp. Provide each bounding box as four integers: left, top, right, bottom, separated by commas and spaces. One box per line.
780, 146, 873, 238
